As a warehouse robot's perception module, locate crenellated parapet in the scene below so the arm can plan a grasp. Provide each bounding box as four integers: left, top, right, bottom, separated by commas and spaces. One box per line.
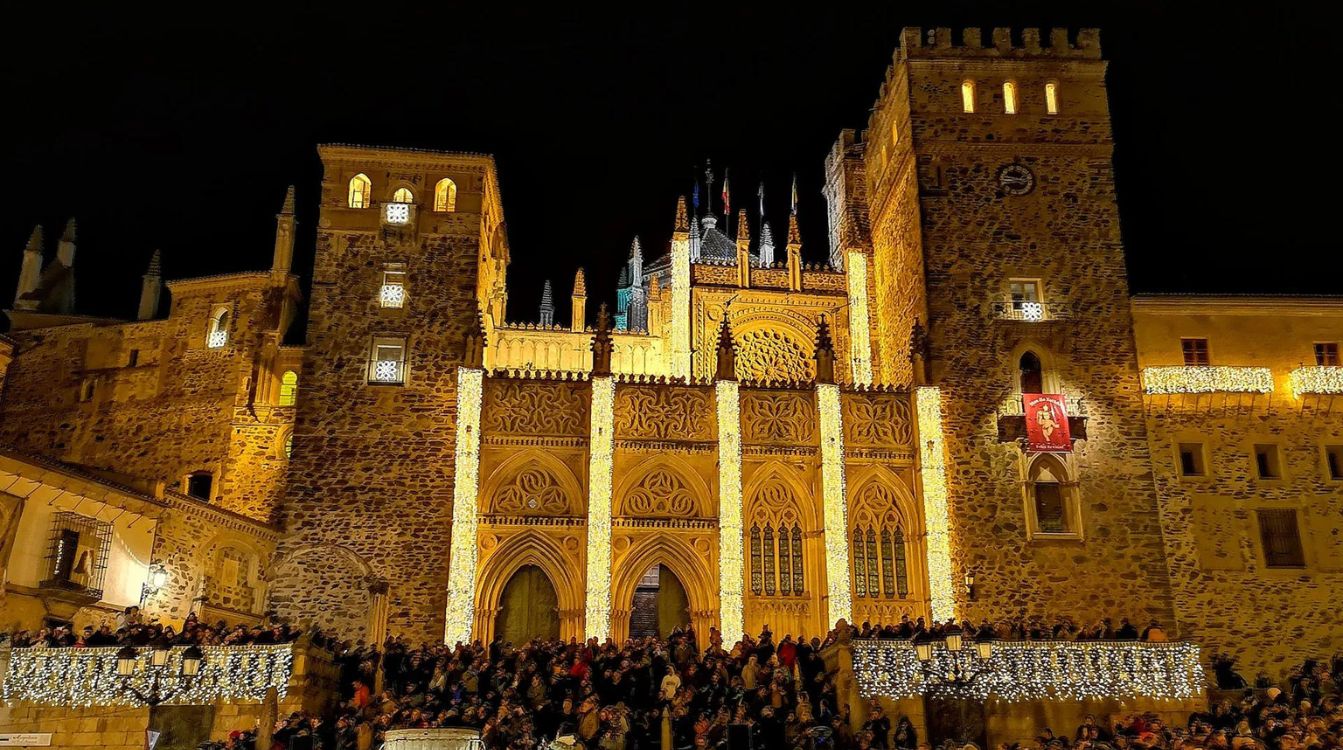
896, 27, 1101, 60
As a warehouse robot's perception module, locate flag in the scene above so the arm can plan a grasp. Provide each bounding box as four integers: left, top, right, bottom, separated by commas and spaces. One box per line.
692, 179, 700, 210
758, 181, 765, 219
722, 168, 730, 217
790, 173, 798, 215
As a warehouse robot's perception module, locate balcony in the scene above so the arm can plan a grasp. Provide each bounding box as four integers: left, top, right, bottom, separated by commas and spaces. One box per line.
1289, 366, 1343, 398
1142, 366, 1274, 395
996, 397, 1088, 443
991, 301, 1070, 322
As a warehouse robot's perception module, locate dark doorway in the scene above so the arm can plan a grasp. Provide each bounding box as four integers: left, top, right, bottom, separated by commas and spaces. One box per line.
495, 564, 560, 645
1020, 352, 1044, 393
629, 564, 690, 639
924, 696, 986, 749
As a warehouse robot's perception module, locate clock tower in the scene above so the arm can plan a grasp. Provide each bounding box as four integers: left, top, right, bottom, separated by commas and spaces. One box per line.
853, 28, 1176, 625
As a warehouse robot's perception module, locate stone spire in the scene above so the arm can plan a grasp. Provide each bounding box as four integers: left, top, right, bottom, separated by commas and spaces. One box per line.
758, 221, 776, 268
736, 209, 751, 288
814, 315, 836, 384
539, 279, 555, 327
786, 212, 803, 291
675, 195, 689, 233
629, 236, 643, 281
272, 185, 296, 276
715, 313, 737, 381
689, 210, 702, 262
592, 303, 614, 376
13, 225, 43, 310
570, 268, 587, 332
627, 237, 648, 331
138, 249, 162, 321
57, 218, 77, 267
52, 218, 77, 313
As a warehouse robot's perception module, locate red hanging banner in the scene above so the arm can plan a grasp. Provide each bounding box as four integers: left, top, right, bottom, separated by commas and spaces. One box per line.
1022, 394, 1072, 453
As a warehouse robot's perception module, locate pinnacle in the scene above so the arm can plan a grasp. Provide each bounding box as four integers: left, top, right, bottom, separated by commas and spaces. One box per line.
146, 248, 162, 276
281, 185, 296, 214
25, 225, 43, 252
61, 218, 77, 242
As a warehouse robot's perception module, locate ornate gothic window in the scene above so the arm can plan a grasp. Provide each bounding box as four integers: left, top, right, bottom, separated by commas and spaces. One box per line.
348, 173, 372, 209
852, 482, 910, 600
435, 178, 458, 212
1020, 351, 1044, 394
852, 528, 866, 597
749, 524, 762, 595
748, 481, 805, 597
1024, 453, 1081, 539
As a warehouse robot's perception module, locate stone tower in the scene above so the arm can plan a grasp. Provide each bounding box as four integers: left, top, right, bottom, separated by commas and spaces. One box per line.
276, 145, 507, 642
856, 28, 1175, 625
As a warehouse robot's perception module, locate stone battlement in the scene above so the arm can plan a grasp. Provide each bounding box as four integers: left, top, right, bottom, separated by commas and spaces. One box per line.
897, 27, 1102, 59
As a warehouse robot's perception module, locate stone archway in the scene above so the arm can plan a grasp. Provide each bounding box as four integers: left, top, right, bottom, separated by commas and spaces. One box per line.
611, 534, 717, 644
265, 544, 378, 640
629, 564, 691, 640
473, 530, 584, 644
495, 564, 560, 645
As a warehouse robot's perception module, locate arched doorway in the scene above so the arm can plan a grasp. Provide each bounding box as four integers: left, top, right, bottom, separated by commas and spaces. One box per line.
495, 564, 560, 645
629, 564, 690, 639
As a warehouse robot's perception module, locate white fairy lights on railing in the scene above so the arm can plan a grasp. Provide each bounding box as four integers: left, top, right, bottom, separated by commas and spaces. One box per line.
3, 644, 293, 707
1289, 366, 1343, 398
817, 383, 852, 626
584, 376, 616, 639
1141, 366, 1273, 395
845, 251, 873, 386
715, 380, 744, 641
851, 639, 1203, 702
915, 387, 955, 622
443, 368, 483, 645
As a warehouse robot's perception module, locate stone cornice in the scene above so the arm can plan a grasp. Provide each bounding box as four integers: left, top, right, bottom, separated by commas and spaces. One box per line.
1132, 294, 1343, 317
164, 490, 280, 541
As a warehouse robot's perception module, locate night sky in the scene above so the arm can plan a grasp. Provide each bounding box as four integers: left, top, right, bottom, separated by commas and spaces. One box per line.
2, 4, 1336, 330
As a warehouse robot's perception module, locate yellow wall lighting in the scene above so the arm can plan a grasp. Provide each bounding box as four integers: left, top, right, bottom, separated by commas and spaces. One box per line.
817, 383, 853, 627
1289, 366, 1343, 398
584, 376, 616, 638
715, 380, 744, 642
671, 233, 692, 379
915, 386, 955, 622
1141, 366, 1273, 395
845, 251, 874, 386
444, 368, 483, 646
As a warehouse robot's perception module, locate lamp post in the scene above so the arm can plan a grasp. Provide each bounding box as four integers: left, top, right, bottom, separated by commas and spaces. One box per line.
114, 644, 205, 706
913, 628, 994, 687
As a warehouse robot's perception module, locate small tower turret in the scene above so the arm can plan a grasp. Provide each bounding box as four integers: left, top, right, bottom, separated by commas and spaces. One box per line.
627, 237, 648, 331
715, 313, 737, 381
52, 218, 77, 313
735, 209, 751, 288
814, 315, 836, 384
539, 279, 555, 327
571, 268, 587, 332
758, 221, 776, 268
138, 249, 162, 321
272, 185, 296, 277
13, 226, 43, 311
786, 213, 803, 291
592, 303, 614, 376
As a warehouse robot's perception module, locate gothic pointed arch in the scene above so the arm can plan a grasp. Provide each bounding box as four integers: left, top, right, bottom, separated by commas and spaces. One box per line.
480, 450, 583, 517
613, 454, 712, 519
264, 543, 375, 638
610, 533, 717, 642
474, 529, 583, 642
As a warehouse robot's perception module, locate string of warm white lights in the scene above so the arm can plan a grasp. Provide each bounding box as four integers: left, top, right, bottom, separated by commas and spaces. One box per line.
845, 251, 873, 386
817, 383, 853, 627
914, 387, 955, 622
670, 233, 692, 379
851, 639, 1203, 702
715, 380, 744, 641
3, 644, 293, 707
1289, 366, 1343, 398
584, 376, 616, 638
1141, 366, 1273, 395
444, 368, 483, 645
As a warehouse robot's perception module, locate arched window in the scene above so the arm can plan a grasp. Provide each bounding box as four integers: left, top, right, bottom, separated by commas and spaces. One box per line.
207, 306, 230, 349
1020, 351, 1044, 393
851, 483, 911, 600
1003, 81, 1019, 114
348, 174, 372, 209
278, 371, 298, 406
434, 178, 458, 212
1025, 454, 1079, 537
392, 187, 414, 204
961, 80, 976, 113
748, 481, 805, 597
283, 431, 294, 459
1045, 82, 1059, 114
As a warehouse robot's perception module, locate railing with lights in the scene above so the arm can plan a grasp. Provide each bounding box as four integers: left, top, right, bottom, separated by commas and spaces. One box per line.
1141, 366, 1274, 395
2, 643, 293, 707
991, 301, 1070, 322
851, 637, 1202, 701
1289, 366, 1343, 398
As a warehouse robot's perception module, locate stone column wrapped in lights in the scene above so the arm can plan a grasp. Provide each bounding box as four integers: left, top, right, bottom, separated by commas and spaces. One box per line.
670, 197, 692, 379
444, 367, 484, 645
814, 317, 853, 627
584, 305, 617, 638
914, 386, 955, 621
845, 250, 874, 386
713, 316, 744, 641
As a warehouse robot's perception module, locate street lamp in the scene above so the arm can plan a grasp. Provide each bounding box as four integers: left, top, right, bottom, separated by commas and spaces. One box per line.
112, 643, 205, 706
141, 562, 169, 602
912, 629, 994, 687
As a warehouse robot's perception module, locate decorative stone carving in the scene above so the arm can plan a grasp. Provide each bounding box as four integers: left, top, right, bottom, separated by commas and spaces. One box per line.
741, 392, 816, 444
619, 468, 699, 518
483, 380, 588, 436
491, 466, 572, 516
843, 393, 914, 447
736, 330, 814, 383
615, 386, 714, 441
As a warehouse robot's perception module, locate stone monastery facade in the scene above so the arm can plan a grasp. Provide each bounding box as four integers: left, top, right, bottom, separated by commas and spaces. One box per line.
1, 28, 1339, 679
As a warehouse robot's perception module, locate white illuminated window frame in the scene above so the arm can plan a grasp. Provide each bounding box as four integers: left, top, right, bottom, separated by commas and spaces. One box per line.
380, 267, 407, 309
384, 202, 412, 226
206, 306, 231, 349
368, 336, 407, 384
1008, 278, 1044, 321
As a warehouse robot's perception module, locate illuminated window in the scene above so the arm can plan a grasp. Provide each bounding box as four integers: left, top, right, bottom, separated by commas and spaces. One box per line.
392, 187, 414, 204
1315, 342, 1340, 366
748, 482, 805, 597
380, 266, 407, 309
1009, 278, 1044, 320
1254, 444, 1281, 480
853, 518, 909, 599
207, 306, 231, 349
1325, 445, 1343, 480
1257, 509, 1305, 568
348, 173, 372, 209
278, 371, 298, 406
40, 512, 111, 599
186, 471, 214, 501
1178, 442, 1207, 477
1045, 82, 1059, 114
434, 178, 458, 212
369, 336, 407, 384
1025, 454, 1079, 538
1003, 81, 1018, 114
961, 80, 976, 113
1181, 338, 1210, 366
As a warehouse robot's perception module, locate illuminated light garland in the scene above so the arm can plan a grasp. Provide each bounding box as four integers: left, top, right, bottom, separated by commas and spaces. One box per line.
915, 387, 955, 622
1289, 366, 1343, 398
845, 251, 874, 386
715, 380, 744, 642
584, 376, 616, 639
3, 644, 293, 707
670, 235, 692, 378
817, 383, 852, 627
444, 368, 483, 646
1141, 366, 1273, 395
851, 639, 1203, 702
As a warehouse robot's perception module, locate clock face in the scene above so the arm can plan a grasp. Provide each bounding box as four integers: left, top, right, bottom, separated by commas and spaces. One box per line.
997, 164, 1035, 196
384, 202, 411, 225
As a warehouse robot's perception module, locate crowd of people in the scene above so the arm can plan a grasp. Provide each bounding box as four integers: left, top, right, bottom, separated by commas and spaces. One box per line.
850, 615, 1170, 643
4, 606, 310, 648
